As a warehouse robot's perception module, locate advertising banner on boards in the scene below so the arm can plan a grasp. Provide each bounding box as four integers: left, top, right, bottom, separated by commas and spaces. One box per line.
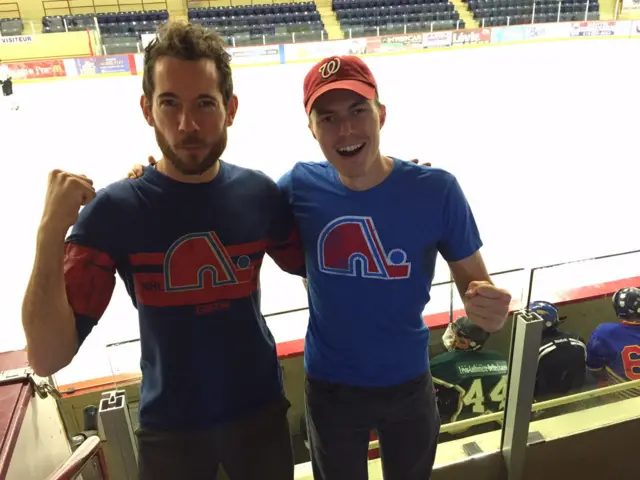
372, 33, 423, 52
621, 0, 640, 13
134, 53, 144, 74
6, 60, 66, 80
422, 31, 453, 48
227, 45, 281, 65
570, 21, 617, 37
74, 55, 131, 75
452, 28, 491, 46
283, 39, 367, 62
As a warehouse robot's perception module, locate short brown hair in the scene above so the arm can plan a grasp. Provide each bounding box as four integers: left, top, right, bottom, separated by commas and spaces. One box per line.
142, 21, 234, 106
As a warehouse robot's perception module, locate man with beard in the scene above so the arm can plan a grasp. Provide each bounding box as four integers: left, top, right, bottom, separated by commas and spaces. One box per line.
21, 22, 304, 480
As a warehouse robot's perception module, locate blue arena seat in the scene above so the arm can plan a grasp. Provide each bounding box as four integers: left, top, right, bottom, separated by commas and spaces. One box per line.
0, 17, 23, 36
332, 0, 463, 34
464, 0, 598, 27
186, 1, 326, 43
42, 9, 168, 37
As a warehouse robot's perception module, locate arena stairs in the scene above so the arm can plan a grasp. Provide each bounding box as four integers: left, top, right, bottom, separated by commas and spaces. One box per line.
314, 0, 345, 39
450, 0, 479, 28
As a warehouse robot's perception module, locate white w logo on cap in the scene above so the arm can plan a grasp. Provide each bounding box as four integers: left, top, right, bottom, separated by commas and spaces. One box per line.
319, 58, 341, 79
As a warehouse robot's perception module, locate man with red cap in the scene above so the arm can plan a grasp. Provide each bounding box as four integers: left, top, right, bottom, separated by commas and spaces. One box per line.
125, 51, 511, 478
277, 55, 511, 479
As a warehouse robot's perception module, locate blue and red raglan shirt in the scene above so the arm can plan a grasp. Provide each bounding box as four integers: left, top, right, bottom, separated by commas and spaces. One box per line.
278, 158, 483, 387
64, 161, 305, 431
586, 321, 640, 396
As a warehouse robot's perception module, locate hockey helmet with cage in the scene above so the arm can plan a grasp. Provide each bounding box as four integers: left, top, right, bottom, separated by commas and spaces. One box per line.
447, 316, 490, 351
612, 287, 640, 321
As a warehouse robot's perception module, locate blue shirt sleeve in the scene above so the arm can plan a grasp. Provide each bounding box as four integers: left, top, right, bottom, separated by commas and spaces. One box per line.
276, 169, 294, 204
586, 325, 609, 371
266, 169, 305, 276
437, 174, 483, 262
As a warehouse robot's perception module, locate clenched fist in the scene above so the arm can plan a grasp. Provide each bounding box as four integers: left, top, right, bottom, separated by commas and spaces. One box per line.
463, 281, 512, 333
40, 169, 96, 237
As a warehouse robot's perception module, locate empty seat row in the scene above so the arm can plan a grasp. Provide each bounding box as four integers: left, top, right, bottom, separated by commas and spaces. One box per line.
469, 0, 596, 5
340, 9, 459, 20
479, 9, 598, 24
473, 3, 596, 16
341, 14, 461, 25
469, 0, 598, 7
97, 11, 168, 23
191, 13, 321, 26
189, 3, 316, 18
196, 19, 323, 30
470, 0, 596, 8
42, 10, 168, 32
206, 23, 324, 36
101, 23, 160, 34
334, 0, 449, 7
337, 3, 454, 17
217, 26, 325, 37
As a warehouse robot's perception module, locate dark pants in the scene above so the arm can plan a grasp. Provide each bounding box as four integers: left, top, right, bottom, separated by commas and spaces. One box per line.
136, 396, 293, 480
2, 80, 12, 96
305, 372, 440, 480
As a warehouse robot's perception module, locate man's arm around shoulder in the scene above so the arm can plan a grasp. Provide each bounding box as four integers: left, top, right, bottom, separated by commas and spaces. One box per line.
266, 170, 306, 277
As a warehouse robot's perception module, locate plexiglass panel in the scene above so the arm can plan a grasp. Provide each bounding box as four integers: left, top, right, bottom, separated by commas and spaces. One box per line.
431, 268, 529, 457
527, 250, 640, 441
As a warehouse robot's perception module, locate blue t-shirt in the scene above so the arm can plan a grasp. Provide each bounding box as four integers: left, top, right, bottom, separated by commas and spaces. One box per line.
278, 158, 482, 387
64, 162, 305, 430
587, 322, 640, 385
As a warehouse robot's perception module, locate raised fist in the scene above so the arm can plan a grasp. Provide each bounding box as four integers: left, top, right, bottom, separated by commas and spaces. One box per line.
40, 169, 96, 236
463, 281, 512, 333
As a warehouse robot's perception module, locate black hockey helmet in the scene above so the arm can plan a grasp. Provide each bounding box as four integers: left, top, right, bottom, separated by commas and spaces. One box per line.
450, 316, 490, 351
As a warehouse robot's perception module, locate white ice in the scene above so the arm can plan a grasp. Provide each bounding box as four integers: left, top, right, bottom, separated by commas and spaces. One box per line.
1, 38, 639, 386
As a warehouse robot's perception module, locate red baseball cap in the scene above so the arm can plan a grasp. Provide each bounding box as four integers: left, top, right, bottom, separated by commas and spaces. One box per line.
303, 55, 378, 115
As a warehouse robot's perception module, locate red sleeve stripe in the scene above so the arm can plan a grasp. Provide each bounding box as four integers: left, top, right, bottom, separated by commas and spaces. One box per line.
64, 244, 116, 320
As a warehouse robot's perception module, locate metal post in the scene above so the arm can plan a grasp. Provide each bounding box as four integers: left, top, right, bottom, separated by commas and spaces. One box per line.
98, 390, 138, 480
532, 1, 536, 23
584, 0, 589, 20
501, 311, 544, 480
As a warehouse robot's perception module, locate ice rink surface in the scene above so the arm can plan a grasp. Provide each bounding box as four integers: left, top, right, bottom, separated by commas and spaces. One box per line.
1, 38, 639, 384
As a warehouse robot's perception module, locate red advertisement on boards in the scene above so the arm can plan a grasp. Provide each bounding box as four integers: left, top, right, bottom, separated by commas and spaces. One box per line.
452, 28, 491, 46
6, 59, 66, 80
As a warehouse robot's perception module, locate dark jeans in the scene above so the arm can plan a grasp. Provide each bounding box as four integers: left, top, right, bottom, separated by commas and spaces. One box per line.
136, 396, 293, 480
305, 372, 440, 480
